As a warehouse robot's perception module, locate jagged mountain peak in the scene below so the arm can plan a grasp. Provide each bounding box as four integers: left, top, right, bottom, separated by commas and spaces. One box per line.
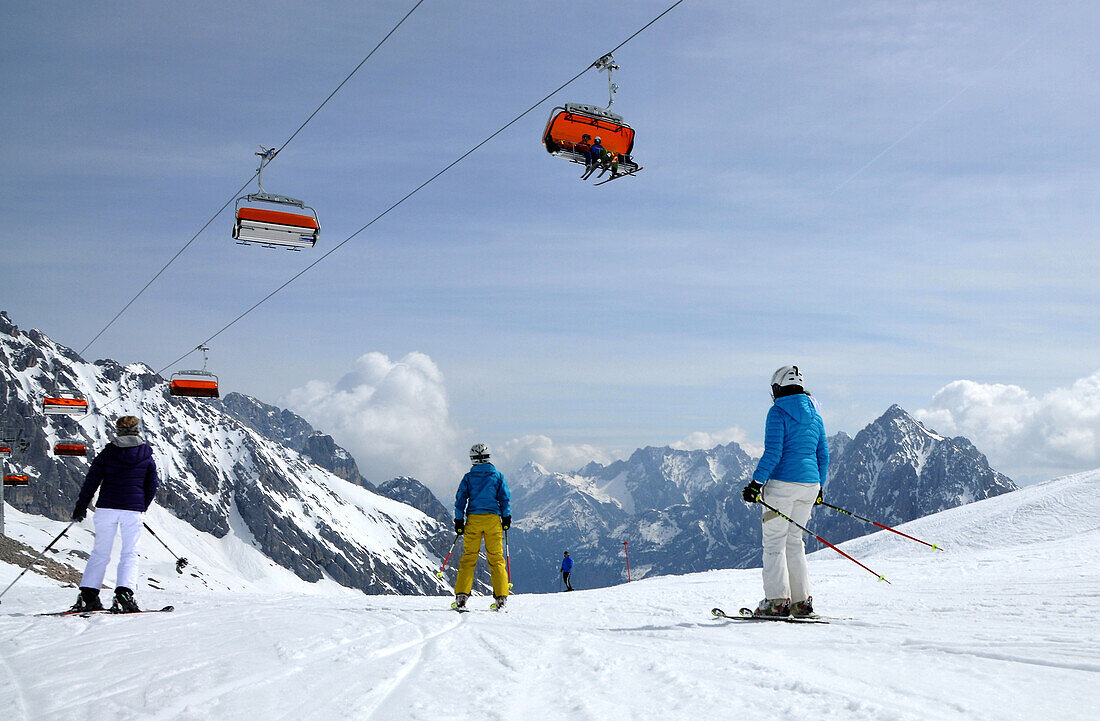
1, 314, 451, 596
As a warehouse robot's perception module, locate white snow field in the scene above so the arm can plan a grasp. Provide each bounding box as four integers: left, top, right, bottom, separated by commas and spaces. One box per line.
2, 470, 1098, 721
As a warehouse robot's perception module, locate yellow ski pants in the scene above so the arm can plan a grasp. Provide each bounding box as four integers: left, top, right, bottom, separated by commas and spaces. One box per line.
455, 513, 510, 597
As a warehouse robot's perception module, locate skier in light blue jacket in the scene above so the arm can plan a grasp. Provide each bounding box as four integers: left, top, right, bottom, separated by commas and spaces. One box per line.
742, 366, 829, 618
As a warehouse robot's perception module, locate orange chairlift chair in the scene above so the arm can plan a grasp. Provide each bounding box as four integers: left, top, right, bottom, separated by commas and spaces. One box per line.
53, 439, 89, 457
170, 344, 220, 399
43, 393, 89, 416
542, 54, 642, 183
233, 146, 320, 250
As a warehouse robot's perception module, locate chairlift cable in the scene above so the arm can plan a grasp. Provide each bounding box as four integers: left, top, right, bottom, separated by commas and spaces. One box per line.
77, 0, 689, 418
156, 0, 690, 368
77, 0, 428, 357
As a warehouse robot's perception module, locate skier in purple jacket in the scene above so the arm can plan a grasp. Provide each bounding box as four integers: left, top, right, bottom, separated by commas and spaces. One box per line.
69, 415, 159, 613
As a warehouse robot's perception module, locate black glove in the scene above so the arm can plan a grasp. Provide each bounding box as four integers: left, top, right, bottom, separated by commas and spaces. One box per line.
72, 507, 87, 522
454, 518, 464, 535
501, 515, 511, 531
741, 482, 763, 504
816, 488, 824, 505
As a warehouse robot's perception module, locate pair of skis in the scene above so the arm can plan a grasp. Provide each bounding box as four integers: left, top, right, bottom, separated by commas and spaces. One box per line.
450, 601, 506, 613
38, 605, 175, 618
711, 607, 828, 625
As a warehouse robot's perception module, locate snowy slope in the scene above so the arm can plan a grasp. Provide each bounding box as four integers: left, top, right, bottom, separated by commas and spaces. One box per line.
2, 470, 1097, 721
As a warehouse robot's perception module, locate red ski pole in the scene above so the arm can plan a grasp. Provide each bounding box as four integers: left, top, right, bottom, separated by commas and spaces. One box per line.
758, 500, 890, 584
623, 540, 631, 582
435, 535, 461, 579
820, 502, 943, 550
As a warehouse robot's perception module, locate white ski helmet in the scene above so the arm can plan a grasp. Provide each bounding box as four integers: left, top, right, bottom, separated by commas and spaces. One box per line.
771, 365, 804, 391
469, 443, 491, 464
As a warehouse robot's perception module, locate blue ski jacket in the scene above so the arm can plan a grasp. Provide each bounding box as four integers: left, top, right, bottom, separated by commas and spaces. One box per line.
752, 394, 829, 486
561, 556, 573, 573
76, 436, 159, 513
454, 463, 511, 520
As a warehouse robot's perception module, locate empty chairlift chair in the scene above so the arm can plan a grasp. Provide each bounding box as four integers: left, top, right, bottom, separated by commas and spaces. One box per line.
233, 146, 319, 250
53, 439, 89, 457
170, 344, 219, 399
42, 394, 88, 416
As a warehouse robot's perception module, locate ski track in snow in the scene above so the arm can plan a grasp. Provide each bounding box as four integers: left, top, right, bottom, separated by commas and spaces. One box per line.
2, 471, 1100, 720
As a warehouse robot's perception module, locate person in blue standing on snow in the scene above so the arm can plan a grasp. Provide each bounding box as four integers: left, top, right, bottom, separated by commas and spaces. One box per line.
69, 415, 159, 613
452, 443, 512, 611
561, 551, 574, 591
741, 366, 828, 618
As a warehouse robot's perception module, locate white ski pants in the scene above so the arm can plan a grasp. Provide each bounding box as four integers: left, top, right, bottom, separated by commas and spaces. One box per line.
80, 508, 144, 590
760, 480, 820, 603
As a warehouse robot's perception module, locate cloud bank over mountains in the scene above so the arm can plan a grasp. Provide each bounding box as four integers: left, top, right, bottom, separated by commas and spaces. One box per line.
287, 351, 1099, 492
284, 352, 465, 493
916, 370, 1100, 481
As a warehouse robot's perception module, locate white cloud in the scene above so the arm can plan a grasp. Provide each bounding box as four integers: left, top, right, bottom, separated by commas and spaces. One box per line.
915, 370, 1100, 481
283, 352, 465, 495
495, 435, 619, 475
670, 427, 762, 458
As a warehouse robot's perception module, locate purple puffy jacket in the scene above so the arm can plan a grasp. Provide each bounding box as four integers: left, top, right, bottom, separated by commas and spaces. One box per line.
76, 436, 159, 513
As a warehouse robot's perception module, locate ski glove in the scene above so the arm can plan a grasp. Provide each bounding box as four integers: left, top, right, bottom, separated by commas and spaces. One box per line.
816, 488, 824, 505
454, 518, 464, 535
501, 515, 511, 531
741, 482, 763, 504
71, 507, 87, 522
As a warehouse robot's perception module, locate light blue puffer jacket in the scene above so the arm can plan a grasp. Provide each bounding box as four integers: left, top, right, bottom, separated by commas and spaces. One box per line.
752, 394, 829, 485
454, 462, 512, 520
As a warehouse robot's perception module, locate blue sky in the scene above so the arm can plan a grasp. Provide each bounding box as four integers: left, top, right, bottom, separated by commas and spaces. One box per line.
2, 1, 1098, 492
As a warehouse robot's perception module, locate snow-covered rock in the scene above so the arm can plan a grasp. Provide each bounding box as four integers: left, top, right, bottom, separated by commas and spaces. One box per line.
0, 311, 450, 595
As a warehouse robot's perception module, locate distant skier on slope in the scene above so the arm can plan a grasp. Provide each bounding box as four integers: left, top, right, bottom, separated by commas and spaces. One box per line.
741, 366, 828, 618
452, 443, 512, 611
561, 551, 574, 591
69, 415, 159, 613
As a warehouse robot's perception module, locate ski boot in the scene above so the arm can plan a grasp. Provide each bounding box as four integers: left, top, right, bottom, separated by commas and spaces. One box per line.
752, 598, 790, 618
490, 595, 507, 611
790, 596, 816, 618
69, 587, 104, 613
111, 586, 141, 613
451, 593, 469, 612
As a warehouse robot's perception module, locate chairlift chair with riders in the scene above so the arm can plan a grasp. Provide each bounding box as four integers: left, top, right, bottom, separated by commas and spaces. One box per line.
3, 475, 29, 487
42, 393, 88, 416
170, 344, 220, 399
233, 146, 320, 250
542, 54, 642, 183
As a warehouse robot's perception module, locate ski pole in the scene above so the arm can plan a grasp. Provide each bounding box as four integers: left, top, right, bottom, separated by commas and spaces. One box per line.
623, 540, 631, 582
757, 499, 890, 584
0, 522, 75, 604
819, 502, 943, 550
504, 530, 513, 590
435, 535, 461, 579
143, 522, 189, 573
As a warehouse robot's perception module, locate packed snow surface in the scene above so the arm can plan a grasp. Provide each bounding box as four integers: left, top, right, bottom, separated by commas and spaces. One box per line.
2, 470, 1099, 721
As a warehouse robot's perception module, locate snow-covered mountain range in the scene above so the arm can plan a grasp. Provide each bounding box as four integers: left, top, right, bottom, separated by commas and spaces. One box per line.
0, 311, 452, 595
1, 310, 1017, 600
509, 405, 1016, 592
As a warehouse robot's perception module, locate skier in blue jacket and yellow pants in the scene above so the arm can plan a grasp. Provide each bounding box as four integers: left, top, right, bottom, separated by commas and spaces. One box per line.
742, 366, 829, 618
453, 443, 511, 610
